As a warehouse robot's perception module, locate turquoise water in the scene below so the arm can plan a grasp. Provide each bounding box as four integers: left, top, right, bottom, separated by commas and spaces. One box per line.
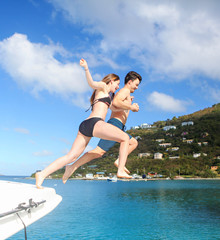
1, 176, 220, 240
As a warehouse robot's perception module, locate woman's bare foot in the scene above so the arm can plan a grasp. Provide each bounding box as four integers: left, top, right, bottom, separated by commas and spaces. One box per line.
114, 159, 130, 174
35, 172, 44, 189
117, 170, 132, 179
62, 165, 75, 184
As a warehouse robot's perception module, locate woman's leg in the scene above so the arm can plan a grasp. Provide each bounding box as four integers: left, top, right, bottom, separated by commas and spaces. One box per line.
36, 132, 91, 188
93, 121, 131, 178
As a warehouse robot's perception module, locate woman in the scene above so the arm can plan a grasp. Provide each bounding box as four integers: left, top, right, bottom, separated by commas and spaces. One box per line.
36, 59, 131, 188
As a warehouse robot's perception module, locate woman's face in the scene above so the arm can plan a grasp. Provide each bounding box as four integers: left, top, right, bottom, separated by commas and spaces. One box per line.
110, 79, 120, 93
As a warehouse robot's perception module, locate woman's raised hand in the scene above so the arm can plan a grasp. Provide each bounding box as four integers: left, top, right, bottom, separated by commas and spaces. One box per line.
80, 58, 88, 70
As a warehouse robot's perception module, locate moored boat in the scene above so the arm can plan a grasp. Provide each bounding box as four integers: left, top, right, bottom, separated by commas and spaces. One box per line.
107, 176, 118, 182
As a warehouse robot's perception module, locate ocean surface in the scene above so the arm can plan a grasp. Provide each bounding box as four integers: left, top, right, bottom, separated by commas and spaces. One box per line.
1, 176, 220, 240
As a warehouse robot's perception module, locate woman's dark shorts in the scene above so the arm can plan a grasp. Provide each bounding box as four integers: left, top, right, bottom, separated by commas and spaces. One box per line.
79, 117, 103, 137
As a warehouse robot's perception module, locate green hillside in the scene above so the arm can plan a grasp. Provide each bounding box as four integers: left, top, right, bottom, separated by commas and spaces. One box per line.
124, 103, 220, 178
33, 103, 220, 179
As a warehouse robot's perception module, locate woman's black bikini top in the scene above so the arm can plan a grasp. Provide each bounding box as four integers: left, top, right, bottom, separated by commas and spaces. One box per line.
86, 94, 113, 112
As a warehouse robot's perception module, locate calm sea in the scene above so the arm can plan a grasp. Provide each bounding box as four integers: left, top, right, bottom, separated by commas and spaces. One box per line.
1, 176, 220, 240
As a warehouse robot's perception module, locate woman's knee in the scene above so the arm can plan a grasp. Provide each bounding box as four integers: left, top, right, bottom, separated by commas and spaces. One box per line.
66, 151, 78, 162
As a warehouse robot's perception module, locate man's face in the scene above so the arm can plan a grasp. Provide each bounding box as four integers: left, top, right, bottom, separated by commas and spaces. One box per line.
130, 78, 140, 93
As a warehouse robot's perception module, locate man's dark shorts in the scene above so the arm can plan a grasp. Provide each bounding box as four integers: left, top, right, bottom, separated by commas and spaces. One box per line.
97, 118, 132, 152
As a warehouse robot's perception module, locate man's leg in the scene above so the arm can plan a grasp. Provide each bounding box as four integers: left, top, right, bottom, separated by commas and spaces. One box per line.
114, 137, 138, 173
62, 146, 106, 183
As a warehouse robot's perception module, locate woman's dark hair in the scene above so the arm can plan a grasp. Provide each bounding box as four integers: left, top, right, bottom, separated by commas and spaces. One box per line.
90, 73, 119, 105
124, 71, 142, 84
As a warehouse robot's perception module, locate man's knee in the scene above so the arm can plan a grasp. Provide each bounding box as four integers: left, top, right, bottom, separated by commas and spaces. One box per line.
134, 138, 138, 148
130, 137, 138, 148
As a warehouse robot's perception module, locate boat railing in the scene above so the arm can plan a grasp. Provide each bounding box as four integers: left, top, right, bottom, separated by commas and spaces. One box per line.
0, 198, 46, 218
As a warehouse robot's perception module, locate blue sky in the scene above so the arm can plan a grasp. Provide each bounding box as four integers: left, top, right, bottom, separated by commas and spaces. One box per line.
0, 0, 220, 176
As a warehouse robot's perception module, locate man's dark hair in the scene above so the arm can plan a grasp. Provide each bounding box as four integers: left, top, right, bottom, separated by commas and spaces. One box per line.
124, 71, 142, 84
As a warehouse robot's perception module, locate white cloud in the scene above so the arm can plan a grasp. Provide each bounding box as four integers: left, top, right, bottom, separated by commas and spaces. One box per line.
147, 91, 190, 112
209, 88, 220, 102
196, 80, 220, 102
47, 0, 220, 81
0, 33, 89, 99
14, 128, 30, 134
72, 93, 91, 110
33, 150, 53, 157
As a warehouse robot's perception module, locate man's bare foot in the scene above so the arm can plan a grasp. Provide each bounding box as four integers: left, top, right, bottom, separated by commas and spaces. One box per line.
62, 165, 74, 184
117, 171, 132, 179
35, 172, 44, 189
114, 159, 130, 174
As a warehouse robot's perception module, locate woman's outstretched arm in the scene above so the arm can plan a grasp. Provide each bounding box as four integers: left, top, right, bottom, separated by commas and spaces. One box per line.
80, 58, 106, 91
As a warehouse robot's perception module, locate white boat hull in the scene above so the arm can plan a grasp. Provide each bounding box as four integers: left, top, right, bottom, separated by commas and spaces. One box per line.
0, 180, 62, 239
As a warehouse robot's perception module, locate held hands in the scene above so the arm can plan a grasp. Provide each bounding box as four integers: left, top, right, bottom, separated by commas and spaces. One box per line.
80, 58, 88, 70
131, 103, 139, 112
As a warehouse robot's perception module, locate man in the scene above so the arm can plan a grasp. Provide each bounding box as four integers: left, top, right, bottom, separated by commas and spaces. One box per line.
63, 71, 142, 183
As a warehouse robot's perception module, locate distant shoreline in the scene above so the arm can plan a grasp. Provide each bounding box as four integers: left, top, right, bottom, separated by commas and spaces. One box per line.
26, 177, 220, 181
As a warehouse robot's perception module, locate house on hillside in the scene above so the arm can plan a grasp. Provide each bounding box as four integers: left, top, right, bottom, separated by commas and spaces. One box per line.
159, 143, 171, 147
154, 152, 163, 159
138, 153, 151, 158
169, 156, 180, 159
167, 147, 179, 151
183, 139, 194, 144
193, 153, 201, 158
181, 121, 194, 126
86, 173, 94, 179
75, 173, 82, 178
163, 126, 176, 131
94, 172, 105, 178
193, 153, 207, 158
198, 142, 208, 146
88, 165, 97, 169
140, 123, 152, 129
131, 126, 139, 130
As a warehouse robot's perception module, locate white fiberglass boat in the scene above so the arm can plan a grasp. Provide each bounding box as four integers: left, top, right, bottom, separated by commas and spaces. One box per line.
107, 176, 118, 182
0, 180, 62, 239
